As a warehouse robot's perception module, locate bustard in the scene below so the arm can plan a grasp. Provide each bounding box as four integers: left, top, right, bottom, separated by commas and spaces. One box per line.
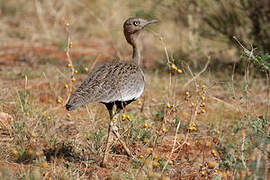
66, 17, 157, 167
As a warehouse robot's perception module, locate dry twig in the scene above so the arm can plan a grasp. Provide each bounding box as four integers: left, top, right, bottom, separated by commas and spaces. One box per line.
161, 118, 181, 173
183, 59, 210, 89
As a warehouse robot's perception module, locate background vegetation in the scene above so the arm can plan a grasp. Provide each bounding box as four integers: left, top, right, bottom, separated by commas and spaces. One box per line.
0, 0, 269, 179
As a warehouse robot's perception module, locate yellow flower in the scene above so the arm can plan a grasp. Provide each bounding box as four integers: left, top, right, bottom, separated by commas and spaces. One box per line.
57, 99, 62, 104
152, 161, 158, 167
177, 69, 183, 74
146, 148, 152, 154
189, 121, 196, 127
153, 154, 158, 159
74, 70, 78, 74
200, 102, 205, 107
137, 99, 141, 105
206, 141, 212, 148
211, 149, 217, 157
122, 114, 126, 121
201, 96, 206, 101
201, 171, 205, 176
144, 123, 148, 128
12, 150, 18, 156
201, 109, 206, 113
167, 104, 172, 108
31, 133, 37, 138
66, 113, 71, 118
69, 42, 73, 48
25, 112, 30, 116
84, 67, 89, 72
188, 126, 197, 131
71, 77, 76, 82
138, 155, 144, 159
148, 172, 153, 178
189, 103, 195, 108
148, 124, 152, 129
41, 162, 48, 168
112, 117, 117, 123
47, 116, 51, 120
162, 128, 167, 133
171, 64, 178, 71
185, 91, 190, 96
64, 84, 69, 89
127, 115, 131, 121
241, 130, 246, 137
188, 121, 197, 131
67, 63, 72, 68
202, 84, 206, 90
28, 149, 34, 156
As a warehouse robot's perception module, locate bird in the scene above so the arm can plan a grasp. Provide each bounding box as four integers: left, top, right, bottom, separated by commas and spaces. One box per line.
65, 17, 158, 167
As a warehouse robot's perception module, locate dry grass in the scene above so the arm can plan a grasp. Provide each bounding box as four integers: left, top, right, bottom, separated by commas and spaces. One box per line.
0, 0, 269, 179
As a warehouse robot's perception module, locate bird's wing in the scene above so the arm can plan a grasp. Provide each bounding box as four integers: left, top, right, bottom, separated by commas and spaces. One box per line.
67, 62, 145, 109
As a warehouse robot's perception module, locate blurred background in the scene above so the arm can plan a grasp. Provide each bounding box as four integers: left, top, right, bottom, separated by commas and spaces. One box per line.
1, 0, 269, 72
0, 1, 269, 179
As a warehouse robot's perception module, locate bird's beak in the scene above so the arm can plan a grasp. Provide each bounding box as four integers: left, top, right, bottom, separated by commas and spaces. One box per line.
142, 19, 158, 28
145, 19, 158, 26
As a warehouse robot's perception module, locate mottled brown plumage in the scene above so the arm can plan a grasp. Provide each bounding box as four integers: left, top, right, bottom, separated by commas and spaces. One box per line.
66, 61, 144, 111
65, 17, 157, 167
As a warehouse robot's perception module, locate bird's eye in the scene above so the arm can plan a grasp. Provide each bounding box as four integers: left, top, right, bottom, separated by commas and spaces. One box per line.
133, 21, 140, 26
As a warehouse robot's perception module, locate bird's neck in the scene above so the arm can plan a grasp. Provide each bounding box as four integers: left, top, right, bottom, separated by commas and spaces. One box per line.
126, 33, 141, 65
132, 40, 141, 65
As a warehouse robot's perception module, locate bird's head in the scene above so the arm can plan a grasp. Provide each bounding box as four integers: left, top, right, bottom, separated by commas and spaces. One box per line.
123, 17, 158, 45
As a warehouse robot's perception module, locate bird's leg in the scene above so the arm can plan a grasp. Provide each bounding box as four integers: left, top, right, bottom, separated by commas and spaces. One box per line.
101, 110, 114, 167
111, 113, 133, 158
